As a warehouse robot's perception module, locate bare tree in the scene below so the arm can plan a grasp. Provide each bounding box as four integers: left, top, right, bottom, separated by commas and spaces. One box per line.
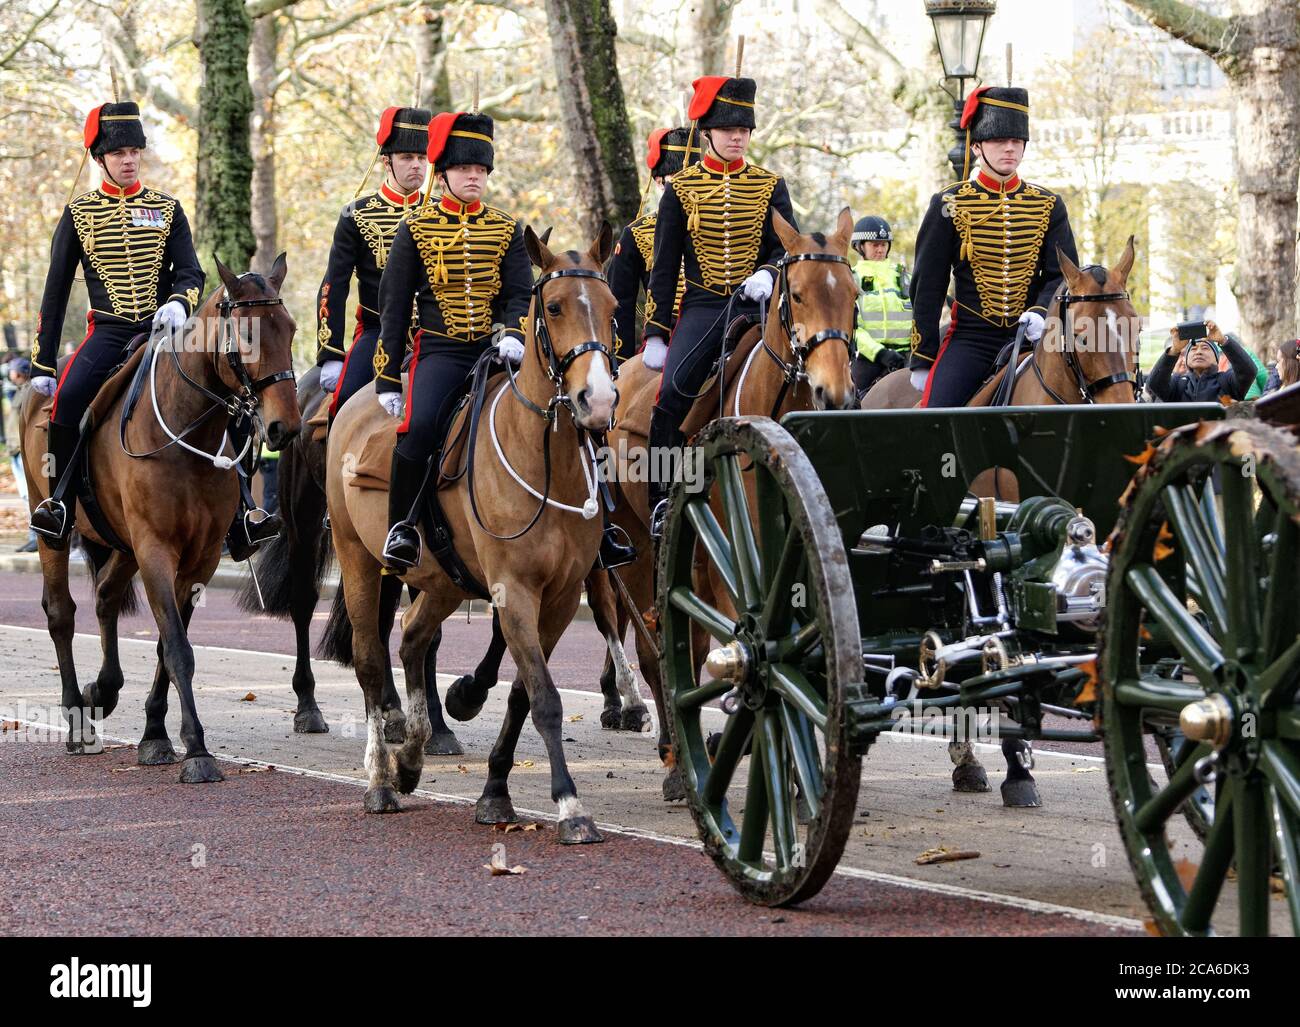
250, 13, 279, 271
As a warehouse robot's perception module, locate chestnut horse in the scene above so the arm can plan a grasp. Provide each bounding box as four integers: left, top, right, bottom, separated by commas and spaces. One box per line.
324, 224, 620, 842
21, 256, 301, 782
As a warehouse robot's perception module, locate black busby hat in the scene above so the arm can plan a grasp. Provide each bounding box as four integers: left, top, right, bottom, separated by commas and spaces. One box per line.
83, 101, 146, 157
427, 112, 494, 173
647, 127, 695, 179
961, 86, 1030, 144
688, 77, 756, 131
377, 107, 432, 155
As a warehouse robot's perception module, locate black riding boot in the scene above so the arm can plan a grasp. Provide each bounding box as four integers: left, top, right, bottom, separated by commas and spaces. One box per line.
382, 449, 429, 571
224, 500, 283, 563
595, 511, 637, 570
30, 422, 81, 550
647, 405, 684, 541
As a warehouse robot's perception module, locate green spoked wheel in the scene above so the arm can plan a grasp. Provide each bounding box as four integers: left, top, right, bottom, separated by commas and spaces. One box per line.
657, 417, 863, 907
1101, 418, 1300, 936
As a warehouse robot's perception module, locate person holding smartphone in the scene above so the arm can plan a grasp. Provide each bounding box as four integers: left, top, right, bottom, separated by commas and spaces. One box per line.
1147, 320, 1257, 403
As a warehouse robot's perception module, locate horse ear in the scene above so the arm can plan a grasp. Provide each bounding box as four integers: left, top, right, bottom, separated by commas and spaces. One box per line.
832, 206, 854, 253
214, 254, 241, 297
771, 208, 802, 253
1056, 246, 1086, 293
589, 220, 613, 265
539, 226, 554, 246
267, 251, 288, 293
524, 224, 553, 271
1112, 235, 1136, 287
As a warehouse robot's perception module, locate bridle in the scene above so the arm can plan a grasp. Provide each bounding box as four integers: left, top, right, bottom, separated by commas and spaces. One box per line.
1030, 271, 1141, 405
757, 251, 853, 416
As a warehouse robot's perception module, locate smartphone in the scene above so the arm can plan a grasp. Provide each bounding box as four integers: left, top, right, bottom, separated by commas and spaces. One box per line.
1176, 321, 1208, 341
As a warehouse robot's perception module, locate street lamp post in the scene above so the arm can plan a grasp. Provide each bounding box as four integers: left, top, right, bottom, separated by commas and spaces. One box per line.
924, 0, 997, 180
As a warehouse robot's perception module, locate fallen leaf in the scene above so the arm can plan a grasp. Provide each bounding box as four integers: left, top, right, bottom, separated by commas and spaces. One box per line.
513, 759, 534, 768
484, 847, 527, 876
456, 764, 469, 774
240, 692, 257, 702
102, 744, 133, 751
1075, 661, 1099, 706
1139, 625, 1153, 641
1, 720, 18, 732
1174, 857, 1198, 891
110, 766, 141, 774
238, 765, 272, 774
993, 862, 1012, 868
1153, 521, 1175, 563
1071, 766, 1099, 774
493, 822, 541, 833
915, 846, 980, 865
566, 715, 583, 723
1143, 918, 1162, 937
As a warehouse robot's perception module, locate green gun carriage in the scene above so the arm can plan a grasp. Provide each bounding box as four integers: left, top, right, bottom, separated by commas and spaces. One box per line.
655, 389, 1300, 936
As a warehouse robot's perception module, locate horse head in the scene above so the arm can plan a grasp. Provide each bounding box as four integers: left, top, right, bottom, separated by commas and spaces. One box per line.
211, 253, 302, 449
522, 222, 619, 431
1048, 237, 1140, 404
770, 207, 857, 411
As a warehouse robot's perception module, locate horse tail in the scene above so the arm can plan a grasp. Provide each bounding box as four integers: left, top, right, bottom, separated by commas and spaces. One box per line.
316, 578, 354, 667
78, 537, 140, 617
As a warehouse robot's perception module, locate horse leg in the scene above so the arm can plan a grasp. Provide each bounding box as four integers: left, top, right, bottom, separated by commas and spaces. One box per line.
392, 591, 463, 791
376, 574, 408, 744
475, 676, 529, 826
289, 524, 329, 734
39, 545, 96, 754
136, 554, 222, 783
588, 571, 651, 733
445, 605, 507, 722
137, 599, 198, 766
1000, 737, 1041, 808
421, 624, 465, 755
949, 739, 991, 793
620, 551, 678, 798
83, 550, 137, 723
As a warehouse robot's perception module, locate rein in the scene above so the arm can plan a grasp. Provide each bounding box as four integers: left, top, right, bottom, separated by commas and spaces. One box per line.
1027, 274, 1140, 405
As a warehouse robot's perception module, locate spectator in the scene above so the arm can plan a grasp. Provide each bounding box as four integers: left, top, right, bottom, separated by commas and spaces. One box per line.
1263, 339, 1299, 394
1147, 321, 1256, 403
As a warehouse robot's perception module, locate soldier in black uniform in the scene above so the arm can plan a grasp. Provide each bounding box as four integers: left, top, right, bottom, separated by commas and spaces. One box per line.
317, 106, 430, 418
643, 76, 797, 535
908, 86, 1078, 408
29, 100, 205, 549
606, 127, 693, 360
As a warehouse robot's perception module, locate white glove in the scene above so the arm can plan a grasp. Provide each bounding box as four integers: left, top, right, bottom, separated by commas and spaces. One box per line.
152, 300, 187, 335
1019, 310, 1046, 343
741, 268, 774, 303
31, 375, 57, 398
497, 335, 524, 365
377, 391, 404, 418
909, 369, 929, 393
642, 337, 668, 371
319, 360, 344, 392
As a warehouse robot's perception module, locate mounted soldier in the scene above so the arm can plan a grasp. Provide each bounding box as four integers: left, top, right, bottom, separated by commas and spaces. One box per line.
28, 99, 210, 550
907, 86, 1079, 408
607, 126, 694, 361
850, 215, 912, 399
642, 75, 797, 536
318, 106, 430, 418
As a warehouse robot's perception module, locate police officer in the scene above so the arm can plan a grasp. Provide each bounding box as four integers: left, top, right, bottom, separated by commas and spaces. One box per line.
908, 86, 1078, 408
643, 76, 796, 535
29, 99, 205, 549
317, 106, 430, 418
850, 215, 912, 399
607, 127, 693, 360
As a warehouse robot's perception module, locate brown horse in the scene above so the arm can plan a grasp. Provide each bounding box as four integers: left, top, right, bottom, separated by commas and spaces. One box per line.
597, 207, 859, 797
860, 238, 1141, 805
324, 224, 619, 842
21, 256, 301, 781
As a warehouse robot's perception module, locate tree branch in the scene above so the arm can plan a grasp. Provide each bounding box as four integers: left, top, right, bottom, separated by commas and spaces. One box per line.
1120, 0, 1238, 66
247, 0, 303, 19
289, 0, 412, 49
0, 0, 61, 70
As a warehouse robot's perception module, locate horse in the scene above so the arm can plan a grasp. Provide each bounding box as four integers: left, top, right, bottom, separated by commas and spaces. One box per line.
861, 238, 1141, 805
323, 223, 620, 841
21, 255, 301, 782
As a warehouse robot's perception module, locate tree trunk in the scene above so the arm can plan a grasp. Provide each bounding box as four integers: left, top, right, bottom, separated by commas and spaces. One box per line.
250, 14, 279, 273
693, 0, 736, 77
195, 0, 256, 273
542, 0, 640, 235
415, 0, 452, 111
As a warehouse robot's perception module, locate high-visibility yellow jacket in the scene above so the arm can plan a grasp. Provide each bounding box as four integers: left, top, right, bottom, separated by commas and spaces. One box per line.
853, 258, 912, 360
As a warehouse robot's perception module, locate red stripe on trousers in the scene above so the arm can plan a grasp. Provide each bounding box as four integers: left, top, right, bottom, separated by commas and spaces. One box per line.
49, 311, 95, 422
396, 329, 423, 434
920, 303, 958, 409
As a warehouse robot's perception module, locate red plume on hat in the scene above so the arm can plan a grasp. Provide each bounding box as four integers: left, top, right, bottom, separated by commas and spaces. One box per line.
960, 86, 992, 131
426, 111, 464, 166
376, 106, 400, 147
646, 128, 670, 172
688, 77, 730, 121
83, 104, 106, 150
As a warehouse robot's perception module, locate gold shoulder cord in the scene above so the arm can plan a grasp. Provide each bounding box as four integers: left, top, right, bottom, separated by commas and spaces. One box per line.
70, 188, 176, 321
407, 206, 515, 338
949, 182, 1056, 327
674, 165, 777, 292
630, 213, 685, 325
354, 193, 412, 269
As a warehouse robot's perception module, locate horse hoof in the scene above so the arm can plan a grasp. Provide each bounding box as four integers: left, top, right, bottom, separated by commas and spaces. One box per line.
65, 734, 102, 756
423, 730, 464, 756
1000, 777, 1042, 808
383, 712, 407, 745
293, 708, 330, 734
80, 680, 119, 719
620, 705, 653, 733
475, 794, 517, 825
600, 705, 623, 729
661, 767, 686, 802
179, 756, 225, 784
952, 763, 991, 793
395, 762, 423, 795
558, 815, 603, 845
137, 738, 179, 765
364, 786, 402, 813
445, 676, 486, 723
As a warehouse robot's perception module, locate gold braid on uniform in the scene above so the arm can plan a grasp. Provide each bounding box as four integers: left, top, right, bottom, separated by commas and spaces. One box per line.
352, 194, 411, 270
949, 181, 1057, 328
630, 213, 685, 326
70, 188, 176, 320
407, 205, 515, 338
672, 163, 778, 294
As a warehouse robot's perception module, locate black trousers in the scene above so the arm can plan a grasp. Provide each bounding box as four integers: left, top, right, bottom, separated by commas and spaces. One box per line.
920, 319, 1015, 409
393, 332, 490, 462
50, 315, 147, 429
653, 291, 757, 428
328, 325, 380, 418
